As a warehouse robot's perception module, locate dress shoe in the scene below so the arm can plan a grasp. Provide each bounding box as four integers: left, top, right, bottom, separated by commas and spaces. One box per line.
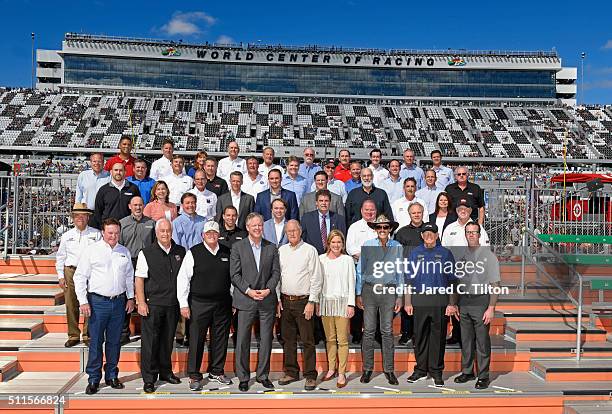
304, 378, 317, 391
175, 338, 185, 347
278, 375, 299, 386
238, 381, 249, 392
384, 372, 399, 385
256, 378, 274, 389
321, 371, 336, 382
433, 377, 444, 387
398, 333, 411, 345
406, 372, 427, 383
475, 378, 490, 389
336, 375, 348, 388
360, 370, 372, 383
105, 378, 125, 389
85, 383, 99, 395
160, 374, 181, 384
83, 339, 90, 346
120, 336, 131, 346
454, 373, 476, 383
143, 382, 155, 393
182, 338, 189, 347
64, 339, 80, 348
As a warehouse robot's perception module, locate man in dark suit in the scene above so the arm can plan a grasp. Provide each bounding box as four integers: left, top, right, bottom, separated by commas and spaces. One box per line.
254, 169, 298, 221
230, 212, 281, 392
299, 171, 344, 219
215, 171, 255, 230
301, 190, 347, 255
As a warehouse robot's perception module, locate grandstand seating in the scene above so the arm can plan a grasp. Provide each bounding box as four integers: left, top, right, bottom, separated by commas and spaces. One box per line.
1, 89, 611, 160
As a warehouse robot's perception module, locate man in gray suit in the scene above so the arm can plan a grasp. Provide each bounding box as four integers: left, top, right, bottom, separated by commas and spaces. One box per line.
215, 171, 255, 230
263, 199, 289, 247
230, 212, 281, 392
299, 171, 344, 218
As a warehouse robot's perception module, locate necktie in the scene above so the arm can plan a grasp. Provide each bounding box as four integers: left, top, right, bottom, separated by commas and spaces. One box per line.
321, 214, 327, 250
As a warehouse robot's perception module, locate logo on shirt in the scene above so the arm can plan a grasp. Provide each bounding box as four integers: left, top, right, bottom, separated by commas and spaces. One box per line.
125, 192, 134, 196
221, 258, 229, 262
174, 255, 182, 262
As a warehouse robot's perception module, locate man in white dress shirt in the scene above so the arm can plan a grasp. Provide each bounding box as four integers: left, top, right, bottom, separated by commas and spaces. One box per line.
431, 150, 454, 189
150, 139, 181, 180
188, 169, 217, 221
56, 203, 101, 347
379, 159, 404, 204
217, 141, 246, 181
392, 177, 429, 230
258, 147, 283, 177
242, 156, 269, 198
163, 155, 194, 206
368, 148, 389, 187
74, 218, 135, 395
75, 153, 110, 209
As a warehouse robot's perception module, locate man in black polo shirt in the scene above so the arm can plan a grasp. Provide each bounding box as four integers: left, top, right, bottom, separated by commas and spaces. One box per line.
92, 162, 140, 229
219, 205, 248, 250
177, 221, 233, 391
393, 202, 426, 345
134, 218, 185, 393
445, 166, 484, 224
204, 157, 229, 197
344, 167, 393, 226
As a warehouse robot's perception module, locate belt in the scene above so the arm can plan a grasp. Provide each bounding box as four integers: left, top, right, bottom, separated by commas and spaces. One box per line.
281, 294, 309, 301
65, 265, 77, 270
89, 292, 126, 301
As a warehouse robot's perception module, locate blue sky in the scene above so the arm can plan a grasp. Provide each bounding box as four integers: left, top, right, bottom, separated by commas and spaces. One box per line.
1, 0, 610, 103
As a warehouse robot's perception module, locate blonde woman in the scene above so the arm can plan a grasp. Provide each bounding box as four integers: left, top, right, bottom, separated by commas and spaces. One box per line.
143, 181, 178, 221
317, 229, 355, 388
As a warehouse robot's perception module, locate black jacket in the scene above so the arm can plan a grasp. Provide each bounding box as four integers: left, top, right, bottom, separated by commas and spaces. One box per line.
92, 182, 140, 229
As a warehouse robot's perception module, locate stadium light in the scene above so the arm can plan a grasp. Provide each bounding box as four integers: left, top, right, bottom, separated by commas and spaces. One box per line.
580, 52, 586, 105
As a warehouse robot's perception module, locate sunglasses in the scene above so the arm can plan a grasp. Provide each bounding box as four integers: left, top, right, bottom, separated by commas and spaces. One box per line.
375, 225, 391, 230
456, 173, 467, 176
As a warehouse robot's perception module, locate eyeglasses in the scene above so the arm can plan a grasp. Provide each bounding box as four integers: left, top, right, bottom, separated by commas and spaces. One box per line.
304, 153, 314, 156
465, 231, 480, 235
375, 225, 391, 230
456, 173, 467, 176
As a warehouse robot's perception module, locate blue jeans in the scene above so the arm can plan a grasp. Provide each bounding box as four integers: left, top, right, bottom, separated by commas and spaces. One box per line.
86, 293, 126, 384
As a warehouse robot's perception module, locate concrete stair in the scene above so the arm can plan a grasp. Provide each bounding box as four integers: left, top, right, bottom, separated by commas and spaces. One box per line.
531, 358, 612, 382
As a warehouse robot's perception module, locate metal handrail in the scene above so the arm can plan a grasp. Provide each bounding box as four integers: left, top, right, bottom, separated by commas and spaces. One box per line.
522, 228, 585, 360
0, 203, 8, 261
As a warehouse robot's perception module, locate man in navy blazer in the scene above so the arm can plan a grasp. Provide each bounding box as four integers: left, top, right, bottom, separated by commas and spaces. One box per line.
301, 190, 347, 254
254, 169, 298, 222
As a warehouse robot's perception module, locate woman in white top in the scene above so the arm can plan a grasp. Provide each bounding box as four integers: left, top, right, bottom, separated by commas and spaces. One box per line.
428, 191, 457, 242
316, 229, 355, 388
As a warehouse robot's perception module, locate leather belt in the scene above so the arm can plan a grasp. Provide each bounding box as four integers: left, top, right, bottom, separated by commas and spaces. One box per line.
281, 294, 309, 301
89, 292, 126, 301
65, 265, 77, 270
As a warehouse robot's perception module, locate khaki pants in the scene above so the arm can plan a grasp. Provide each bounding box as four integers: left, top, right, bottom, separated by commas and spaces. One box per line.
63, 266, 88, 340
321, 316, 350, 374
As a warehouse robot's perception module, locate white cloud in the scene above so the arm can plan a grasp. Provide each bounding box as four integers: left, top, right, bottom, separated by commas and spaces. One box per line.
216, 35, 235, 45
603, 40, 612, 50
160, 11, 217, 36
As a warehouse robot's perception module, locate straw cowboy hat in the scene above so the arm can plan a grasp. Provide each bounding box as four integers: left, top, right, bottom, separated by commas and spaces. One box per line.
367, 214, 399, 233
71, 202, 94, 215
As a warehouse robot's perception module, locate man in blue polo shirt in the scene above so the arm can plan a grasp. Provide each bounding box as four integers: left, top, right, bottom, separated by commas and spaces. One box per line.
127, 159, 155, 205
404, 223, 457, 387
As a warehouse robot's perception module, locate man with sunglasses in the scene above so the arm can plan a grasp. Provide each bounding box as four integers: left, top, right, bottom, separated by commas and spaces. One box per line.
311, 158, 348, 203
445, 167, 485, 225
298, 147, 322, 191
356, 215, 403, 386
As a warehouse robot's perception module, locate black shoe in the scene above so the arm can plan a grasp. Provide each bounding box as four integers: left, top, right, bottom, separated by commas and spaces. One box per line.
239, 381, 249, 392
64, 339, 80, 348
231, 334, 237, 348
398, 333, 411, 345
406, 372, 427, 383
143, 382, 155, 393
182, 338, 189, 347
454, 373, 476, 384
85, 383, 99, 395
256, 378, 274, 389
175, 338, 185, 347
475, 378, 490, 389
433, 377, 444, 387
360, 370, 372, 383
160, 374, 181, 384
105, 378, 125, 389
351, 334, 362, 344
83, 339, 90, 346
384, 372, 399, 385
120, 336, 131, 346
446, 337, 461, 345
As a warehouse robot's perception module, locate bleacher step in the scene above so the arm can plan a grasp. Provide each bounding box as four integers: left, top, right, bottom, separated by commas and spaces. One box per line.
564, 401, 612, 414
0, 288, 64, 306
505, 322, 607, 342
531, 358, 612, 382
0, 319, 45, 340
0, 357, 19, 382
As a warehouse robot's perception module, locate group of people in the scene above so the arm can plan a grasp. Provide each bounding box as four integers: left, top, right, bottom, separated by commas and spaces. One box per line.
56, 136, 500, 395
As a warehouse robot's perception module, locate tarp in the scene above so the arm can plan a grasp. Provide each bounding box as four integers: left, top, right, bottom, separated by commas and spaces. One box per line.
551, 173, 612, 184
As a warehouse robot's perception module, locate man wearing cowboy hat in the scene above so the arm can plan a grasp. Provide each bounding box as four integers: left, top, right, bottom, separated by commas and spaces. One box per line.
55, 203, 101, 347
356, 214, 403, 385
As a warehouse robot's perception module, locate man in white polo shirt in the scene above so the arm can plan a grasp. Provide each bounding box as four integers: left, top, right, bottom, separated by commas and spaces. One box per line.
163, 155, 194, 206
391, 177, 428, 229
442, 199, 490, 247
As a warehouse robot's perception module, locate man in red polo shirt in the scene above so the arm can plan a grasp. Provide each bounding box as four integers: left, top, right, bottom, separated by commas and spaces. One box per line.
334, 149, 352, 182
104, 136, 136, 177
